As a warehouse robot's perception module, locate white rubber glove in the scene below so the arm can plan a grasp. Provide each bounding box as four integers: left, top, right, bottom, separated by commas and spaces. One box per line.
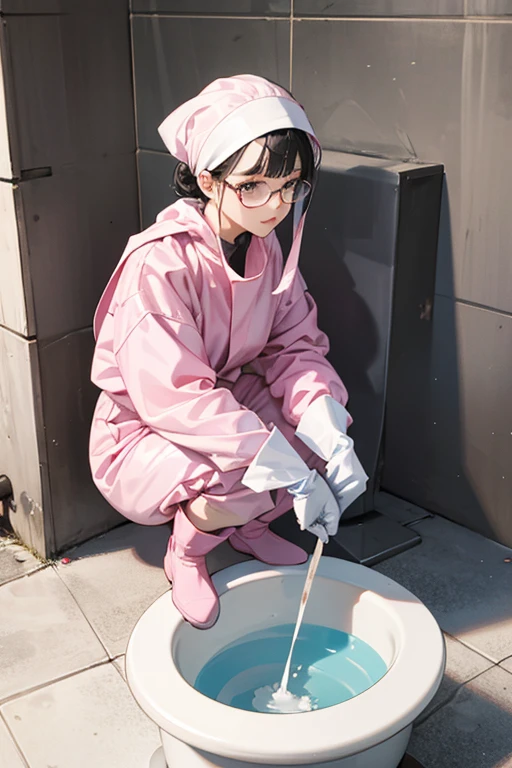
296, 395, 368, 519
242, 427, 339, 543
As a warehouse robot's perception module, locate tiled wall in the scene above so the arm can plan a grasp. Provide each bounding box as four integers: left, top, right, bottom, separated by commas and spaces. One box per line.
0, 3, 139, 555
130, 1, 512, 546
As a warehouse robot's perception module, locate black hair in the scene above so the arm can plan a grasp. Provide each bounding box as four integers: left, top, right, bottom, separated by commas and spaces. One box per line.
173, 128, 316, 202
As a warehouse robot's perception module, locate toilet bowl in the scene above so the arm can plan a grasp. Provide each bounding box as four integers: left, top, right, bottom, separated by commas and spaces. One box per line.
126, 557, 445, 768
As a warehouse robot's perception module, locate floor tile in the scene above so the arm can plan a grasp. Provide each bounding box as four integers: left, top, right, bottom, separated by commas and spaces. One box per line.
0, 535, 45, 586
56, 523, 171, 657
0, 568, 107, 702
500, 656, 512, 674
374, 515, 512, 662
0, 716, 27, 767
417, 634, 493, 723
1, 663, 160, 768
408, 666, 512, 768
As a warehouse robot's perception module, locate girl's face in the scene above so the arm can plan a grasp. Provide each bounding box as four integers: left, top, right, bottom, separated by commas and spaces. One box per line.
200, 139, 301, 243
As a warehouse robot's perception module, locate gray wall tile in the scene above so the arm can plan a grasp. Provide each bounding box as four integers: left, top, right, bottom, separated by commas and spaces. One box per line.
293, 18, 512, 314
38, 329, 124, 555
292, 19, 463, 163
131, 0, 290, 14
294, 0, 465, 17
466, 0, 512, 14
0, 1, 128, 12
0, 180, 27, 336
137, 149, 178, 229
455, 21, 512, 312
292, 18, 463, 299
0, 327, 45, 553
382, 296, 512, 547
132, 15, 290, 151
0, 43, 13, 180
18, 154, 139, 341
3, 11, 135, 172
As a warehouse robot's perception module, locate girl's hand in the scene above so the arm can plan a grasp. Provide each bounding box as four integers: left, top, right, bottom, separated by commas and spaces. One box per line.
287, 470, 339, 543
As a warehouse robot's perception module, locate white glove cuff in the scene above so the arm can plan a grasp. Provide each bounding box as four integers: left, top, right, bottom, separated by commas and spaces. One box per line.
296, 395, 350, 460
242, 426, 310, 493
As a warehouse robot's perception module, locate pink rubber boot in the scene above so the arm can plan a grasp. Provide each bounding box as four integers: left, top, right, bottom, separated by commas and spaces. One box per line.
164, 506, 235, 629
229, 491, 307, 566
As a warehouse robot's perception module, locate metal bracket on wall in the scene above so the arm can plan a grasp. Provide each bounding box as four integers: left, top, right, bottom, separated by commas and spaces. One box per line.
0, 167, 52, 184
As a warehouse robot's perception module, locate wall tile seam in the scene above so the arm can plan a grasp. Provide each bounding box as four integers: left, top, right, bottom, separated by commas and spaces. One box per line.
0, 12, 64, 17
292, 15, 512, 22
434, 294, 512, 320
132, 13, 290, 20
289, 0, 294, 91
0, 11, 131, 17
0, 710, 30, 768
0, 656, 112, 708
130, 18, 144, 232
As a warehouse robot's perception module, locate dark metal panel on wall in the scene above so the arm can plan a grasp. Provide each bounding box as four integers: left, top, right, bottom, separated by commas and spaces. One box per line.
38, 330, 124, 555
299, 155, 399, 519
132, 15, 290, 152
297, 152, 442, 521
130, 0, 290, 14
294, 0, 465, 16
382, 296, 512, 548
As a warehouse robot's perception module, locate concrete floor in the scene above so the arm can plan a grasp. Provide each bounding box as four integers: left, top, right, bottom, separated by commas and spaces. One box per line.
1, 493, 511, 768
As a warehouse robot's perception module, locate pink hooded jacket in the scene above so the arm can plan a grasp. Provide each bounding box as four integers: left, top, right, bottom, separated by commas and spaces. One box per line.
89, 75, 348, 522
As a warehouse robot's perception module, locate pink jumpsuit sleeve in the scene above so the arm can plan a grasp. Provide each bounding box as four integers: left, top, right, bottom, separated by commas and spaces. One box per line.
253, 267, 350, 427
113, 254, 271, 474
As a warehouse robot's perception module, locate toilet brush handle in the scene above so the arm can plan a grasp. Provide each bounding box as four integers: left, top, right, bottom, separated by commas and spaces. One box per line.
279, 537, 324, 693
302, 537, 324, 604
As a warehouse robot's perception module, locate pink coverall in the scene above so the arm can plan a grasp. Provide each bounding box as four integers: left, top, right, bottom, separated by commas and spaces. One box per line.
89, 197, 349, 527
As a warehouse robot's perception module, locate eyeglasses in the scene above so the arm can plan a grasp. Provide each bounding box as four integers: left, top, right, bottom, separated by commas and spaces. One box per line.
223, 178, 311, 208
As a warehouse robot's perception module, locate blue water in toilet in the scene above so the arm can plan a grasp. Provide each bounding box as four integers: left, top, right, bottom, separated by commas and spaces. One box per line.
194, 623, 387, 714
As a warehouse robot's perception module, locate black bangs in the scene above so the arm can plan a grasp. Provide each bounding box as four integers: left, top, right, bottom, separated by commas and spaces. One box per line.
241, 129, 315, 183
173, 128, 317, 200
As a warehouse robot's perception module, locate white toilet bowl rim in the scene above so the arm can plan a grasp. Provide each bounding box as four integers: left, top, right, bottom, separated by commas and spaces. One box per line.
126, 557, 445, 765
